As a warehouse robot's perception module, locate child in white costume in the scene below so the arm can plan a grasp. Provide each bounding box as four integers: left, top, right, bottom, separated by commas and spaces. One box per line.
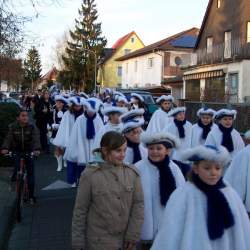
146, 95, 174, 134
205, 109, 244, 159
164, 107, 192, 177
151, 145, 250, 250
191, 108, 217, 147
135, 132, 185, 250
225, 130, 250, 216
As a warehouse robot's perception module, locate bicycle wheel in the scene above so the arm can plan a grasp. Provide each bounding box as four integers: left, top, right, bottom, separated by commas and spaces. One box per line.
16, 175, 24, 223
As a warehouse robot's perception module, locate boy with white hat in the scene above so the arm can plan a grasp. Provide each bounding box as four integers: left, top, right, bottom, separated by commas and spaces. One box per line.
146, 95, 174, 134
205, 109, 244, 159
135, 132, 185, 250
225, 130, 250, 216
151, 145, 250, 250
191, 108, 217, 147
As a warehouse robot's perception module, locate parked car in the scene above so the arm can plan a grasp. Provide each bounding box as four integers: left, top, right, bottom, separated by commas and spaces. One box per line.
0, 97, 22, 108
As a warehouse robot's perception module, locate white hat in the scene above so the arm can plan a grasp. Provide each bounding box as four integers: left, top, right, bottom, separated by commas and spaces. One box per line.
84, 99, 100, 113
88, 97, 103, 110
113, 91, 126, 98
79, 92, 89, 99
131, 93, 144, 102
117, 96, 128, 104
197, 108, 216, 117
54, 95, 68, 104
156, 95, 174, 104
140, 131, 180, 148
102, 107, 127, 116
245, 130, 250, 139
181, 145, 230, 167
120, 108, 145, 123
215, 109, 237, 120
122, 120, 144, 134
68, 96, 82, 106
168, 107, 186, 117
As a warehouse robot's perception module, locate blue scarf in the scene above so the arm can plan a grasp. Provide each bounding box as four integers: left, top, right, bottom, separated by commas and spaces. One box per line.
174, 119, 186, 138
126, 138, 141, 164
148, 156, 176, 206
218, 124, 234, 152
198, 119, 213, 140
84, 112, 96, 140
192, 173, 234, 240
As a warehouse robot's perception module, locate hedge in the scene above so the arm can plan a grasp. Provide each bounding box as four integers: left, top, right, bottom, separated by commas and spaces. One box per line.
0, 103, 20, 167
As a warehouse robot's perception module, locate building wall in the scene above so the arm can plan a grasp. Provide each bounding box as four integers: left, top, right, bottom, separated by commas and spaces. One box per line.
121, 52, 163, 88
242, 60, 250, 102
101, 34, 144, 88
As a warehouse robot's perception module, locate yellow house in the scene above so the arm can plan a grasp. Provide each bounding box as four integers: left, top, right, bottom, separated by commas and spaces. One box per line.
98, 31, 144, 88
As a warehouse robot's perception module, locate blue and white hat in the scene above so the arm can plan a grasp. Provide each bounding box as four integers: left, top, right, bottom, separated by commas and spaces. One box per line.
102, 107, 127, 116
79, 92, 89, 99
122, 119, 144, 134
131, 93, 144, 102
113, 91, 126, 100
84, 99, 100, 113
156, 95, 174, 104
244, 130, 250, 139
68, 96, 82, 106
181, 145, 230, 167
120, 108, 145, 123
168, 107, 186, 117
117, 96, 128, 104
197, 108, 216, 117
88, 97, 103, 111
140, 131, 180, 148
215, 109, 237, 120
54, 95, 68, 104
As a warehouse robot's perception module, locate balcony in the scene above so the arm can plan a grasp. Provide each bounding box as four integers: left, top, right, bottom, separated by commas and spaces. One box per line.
189, 38, 250, 66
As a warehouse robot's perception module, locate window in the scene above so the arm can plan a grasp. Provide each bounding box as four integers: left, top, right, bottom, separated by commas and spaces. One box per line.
148, 58, 154, 68
206, 37, 213, 54
124, 49, 131, 55
134, 61, 138, 72
217, 0, 221, 8
117, 66, 122, 77
131, 37, 135, 43
224, 31, 232, 58
247, 22, 250, 43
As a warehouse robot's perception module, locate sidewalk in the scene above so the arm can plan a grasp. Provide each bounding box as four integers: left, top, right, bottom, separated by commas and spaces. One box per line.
6, 153, 77, 250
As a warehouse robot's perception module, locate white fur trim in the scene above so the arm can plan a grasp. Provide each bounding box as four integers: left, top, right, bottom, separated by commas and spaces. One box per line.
168, 107, 186, 117
131, 93, 144, 102
79, 92, 89, 99
54, 95, 67, 104
156, 95, 174, 104
245, 130, 250, 139
181, 145, 230, 167
197, 108, 216, 117
140, 131, 180, 148
117, 96, 128, 103
215, 109, 237, 120
122, 120, 144, 134
102, 107, 127, 116
68, 96, 82, 106
120, 108, 145, 122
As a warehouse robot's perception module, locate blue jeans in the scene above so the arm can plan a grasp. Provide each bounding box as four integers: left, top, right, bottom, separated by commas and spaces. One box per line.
67, 161, 85, 184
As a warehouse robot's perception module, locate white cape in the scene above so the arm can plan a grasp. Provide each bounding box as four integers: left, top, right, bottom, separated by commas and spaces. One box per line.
225, 145, 250, 212
151, 182, 250, 250
124, 143, 148, 165
164, 121, 192, 162
135, 158, 185, 241
146, 109, 173, 133
205, 126, 245, 158
191, 123, 217, 147
64, 114, 103, 164
52, 110, 75, 148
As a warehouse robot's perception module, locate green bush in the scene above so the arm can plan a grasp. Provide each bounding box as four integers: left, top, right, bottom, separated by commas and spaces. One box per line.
0, 103, 20, 167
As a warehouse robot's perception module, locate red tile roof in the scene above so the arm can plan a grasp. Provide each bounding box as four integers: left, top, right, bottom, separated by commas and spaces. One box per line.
112, 31, 135, 49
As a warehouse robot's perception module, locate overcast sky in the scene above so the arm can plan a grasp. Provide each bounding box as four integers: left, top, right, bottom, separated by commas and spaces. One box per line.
21, 0, 209, 73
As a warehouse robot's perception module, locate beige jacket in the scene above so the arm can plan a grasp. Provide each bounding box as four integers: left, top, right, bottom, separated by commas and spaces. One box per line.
72, 161, 144, 250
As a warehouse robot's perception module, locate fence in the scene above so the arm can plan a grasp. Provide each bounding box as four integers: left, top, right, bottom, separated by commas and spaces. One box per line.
184, 101, 250, 133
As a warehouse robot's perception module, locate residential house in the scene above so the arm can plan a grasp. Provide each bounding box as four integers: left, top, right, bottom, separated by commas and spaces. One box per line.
98, 31, 145, 88
38, 66, 58, 88
116, 28, 199, 100
183, 0, 250, 103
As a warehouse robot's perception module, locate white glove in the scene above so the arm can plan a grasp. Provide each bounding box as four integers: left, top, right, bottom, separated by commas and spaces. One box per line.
47, 124, 51, 130
52, 123, 60, 130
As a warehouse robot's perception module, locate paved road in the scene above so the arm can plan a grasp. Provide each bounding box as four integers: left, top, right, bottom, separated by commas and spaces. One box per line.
7, 153, 77, 250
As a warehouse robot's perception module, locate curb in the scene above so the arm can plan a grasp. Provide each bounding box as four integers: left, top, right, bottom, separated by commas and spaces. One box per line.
0, 180, 16, 250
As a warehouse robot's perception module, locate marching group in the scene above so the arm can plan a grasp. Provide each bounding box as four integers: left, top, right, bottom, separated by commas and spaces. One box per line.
3, 88, 250, 250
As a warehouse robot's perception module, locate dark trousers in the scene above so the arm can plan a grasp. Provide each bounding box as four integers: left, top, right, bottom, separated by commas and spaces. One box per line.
67, 161, 85, 184
37, 122, 49, 151
12, 154, 35, 198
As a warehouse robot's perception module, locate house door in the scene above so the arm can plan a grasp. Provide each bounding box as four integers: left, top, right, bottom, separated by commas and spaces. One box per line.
228, 73, 239, 103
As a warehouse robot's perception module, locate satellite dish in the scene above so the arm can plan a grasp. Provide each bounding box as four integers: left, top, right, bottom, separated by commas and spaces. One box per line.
175, 56, 183, 66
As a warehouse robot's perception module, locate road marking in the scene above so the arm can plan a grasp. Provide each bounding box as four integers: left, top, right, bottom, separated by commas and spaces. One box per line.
42, 180, 72, 190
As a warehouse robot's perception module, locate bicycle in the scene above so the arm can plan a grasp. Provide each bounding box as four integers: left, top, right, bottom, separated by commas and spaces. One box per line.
6, 152, 34, 223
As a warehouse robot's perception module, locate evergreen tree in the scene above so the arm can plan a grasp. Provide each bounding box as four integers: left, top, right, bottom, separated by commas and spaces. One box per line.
62, 0, 107, 92
23, 46, 42, 89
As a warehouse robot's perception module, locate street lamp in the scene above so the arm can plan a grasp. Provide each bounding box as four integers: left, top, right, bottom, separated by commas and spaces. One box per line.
82, 48, 97, 95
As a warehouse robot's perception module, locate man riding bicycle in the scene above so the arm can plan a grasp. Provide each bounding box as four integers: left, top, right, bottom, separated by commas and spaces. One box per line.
1, 110, 41, 203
